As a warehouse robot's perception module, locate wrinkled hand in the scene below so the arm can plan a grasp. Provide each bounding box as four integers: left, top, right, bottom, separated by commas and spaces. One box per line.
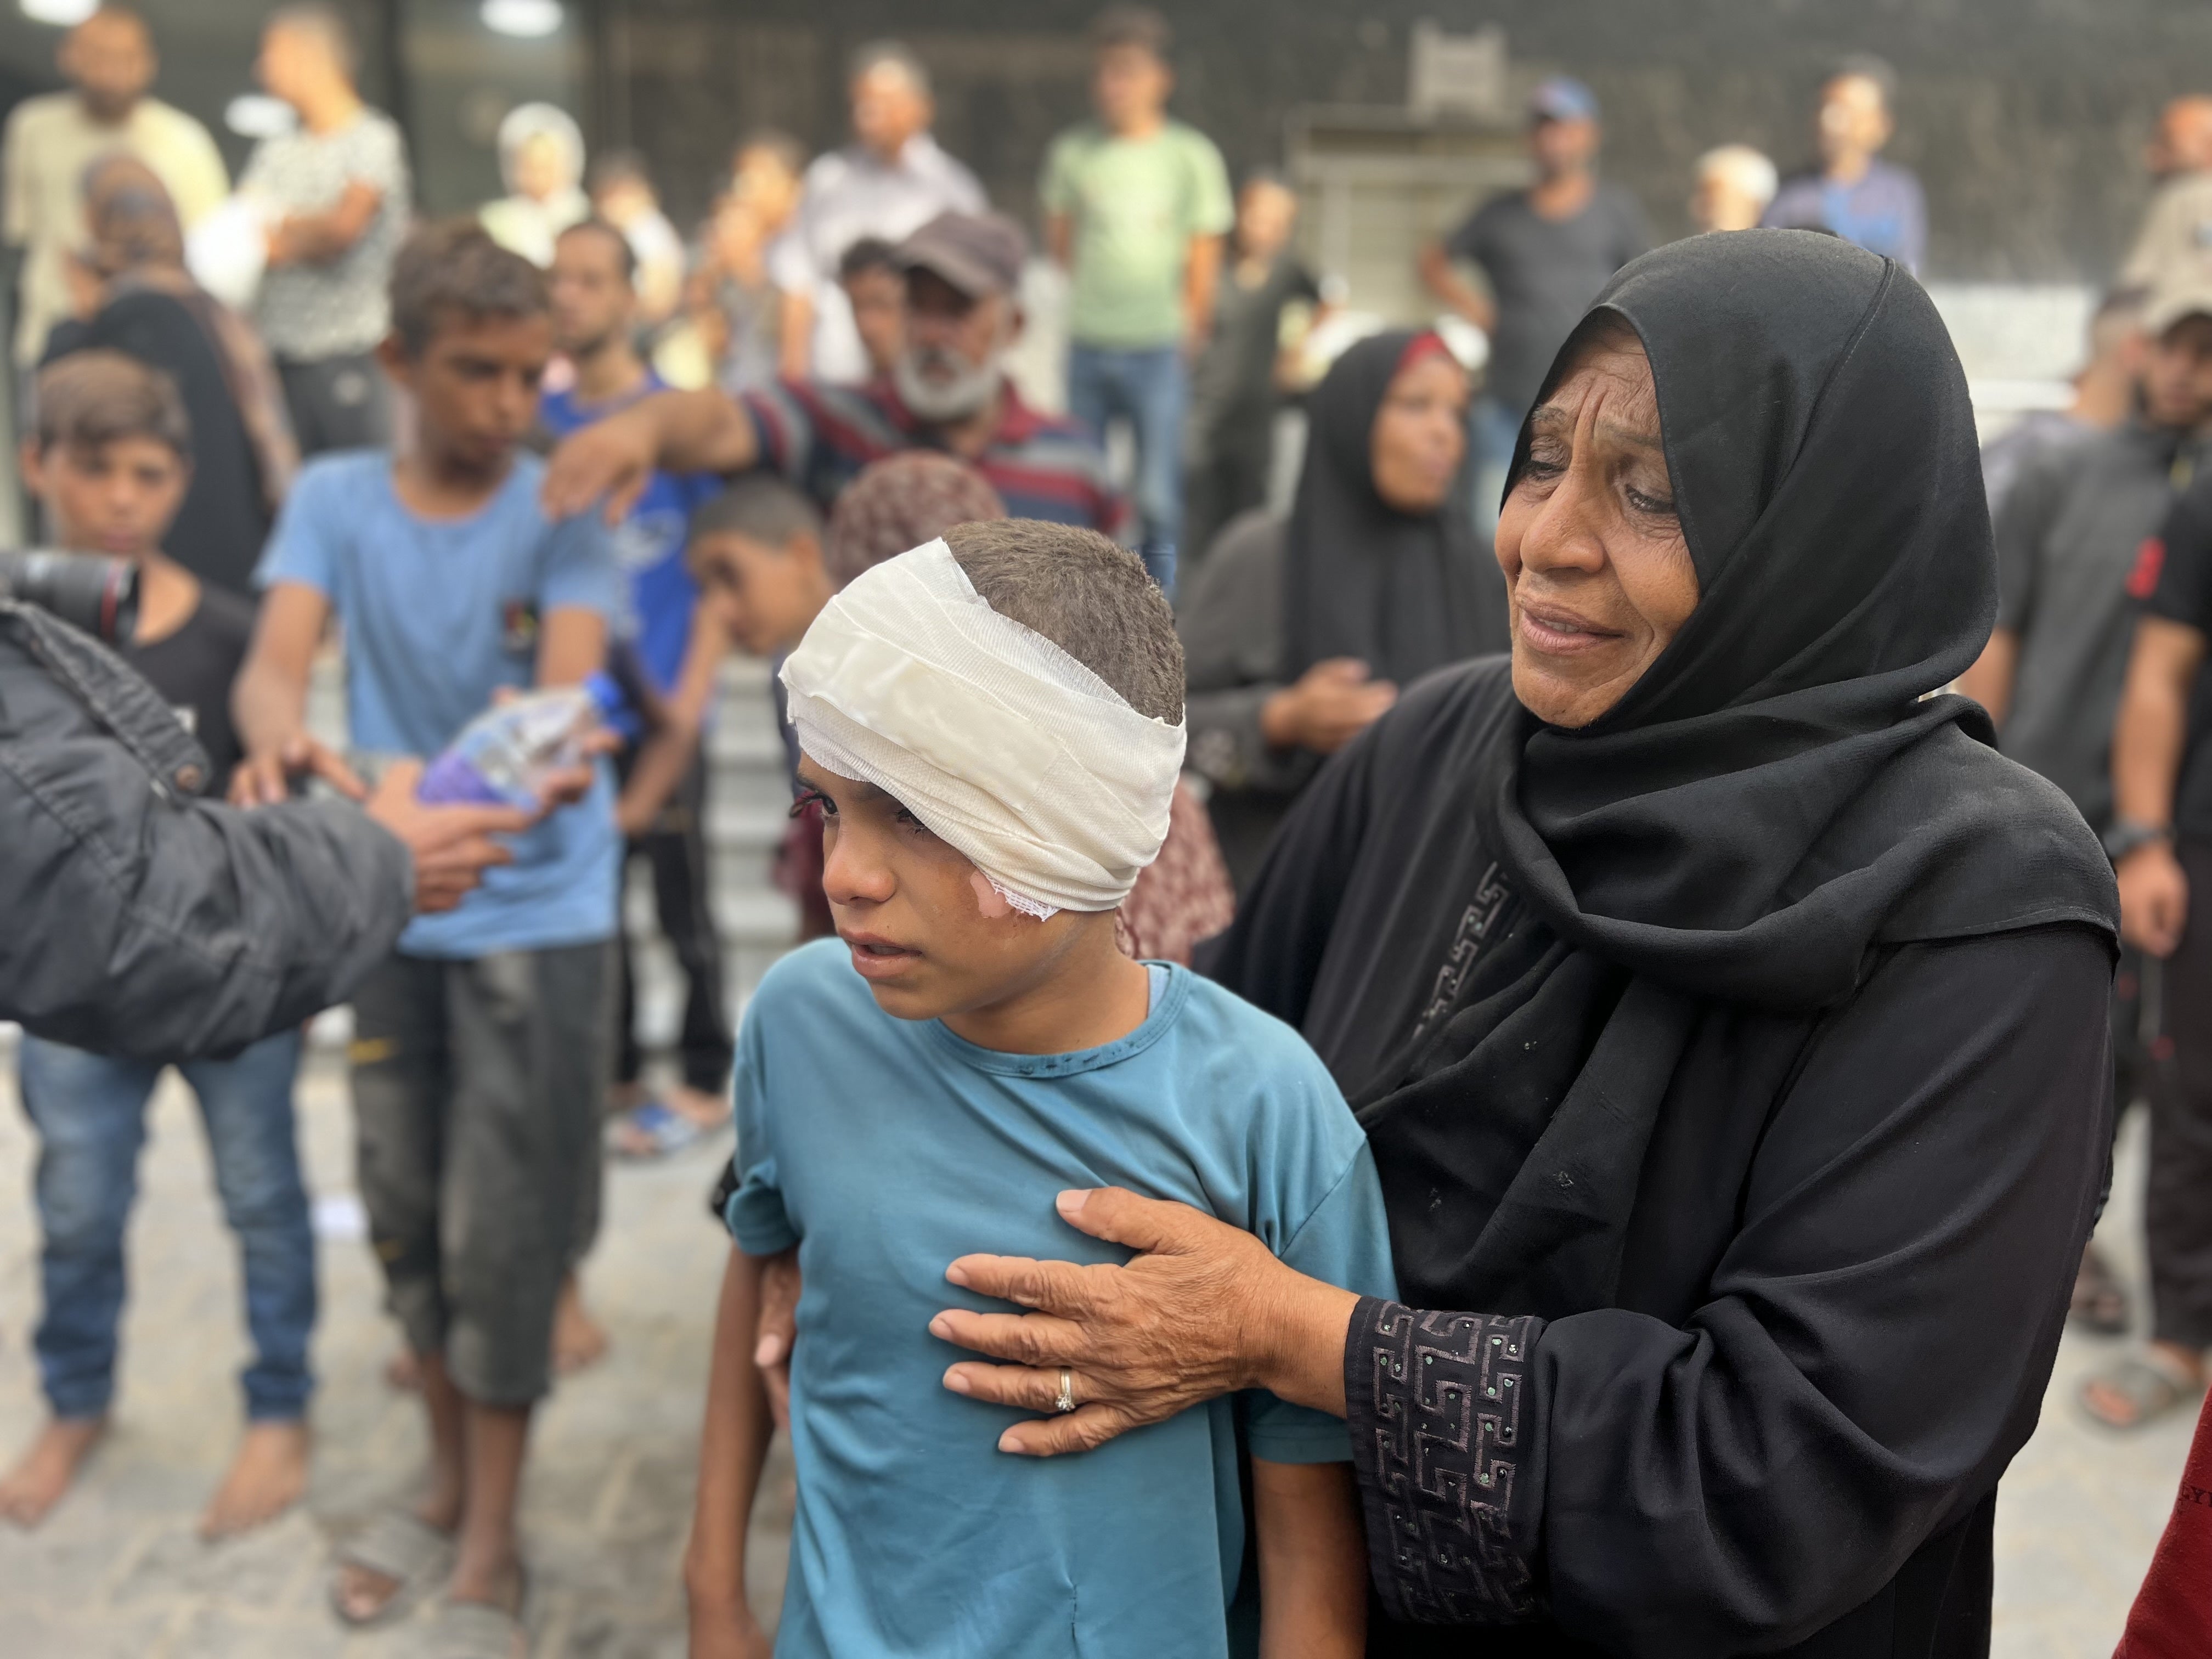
2119, 841, 2190, 957
752, 1247, 800, 1431
229, 733, 366, 807
364, 759, 533, 914
1261, 658, 1397, 756
540, 405, 660, 523
931, 1187, 1316, 1457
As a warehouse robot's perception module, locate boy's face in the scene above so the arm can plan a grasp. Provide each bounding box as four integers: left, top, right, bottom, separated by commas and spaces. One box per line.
382, 312, 554, 473
843, 265, 906, 377
22, 434, 187, 560
1093, 44, 1171, 129
690, 528, 828, 657
798, 755, 1098, 1024
550, 229, 634, 358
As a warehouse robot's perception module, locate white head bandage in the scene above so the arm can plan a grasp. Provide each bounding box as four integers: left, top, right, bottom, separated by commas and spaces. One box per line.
779, 538, 1185, 918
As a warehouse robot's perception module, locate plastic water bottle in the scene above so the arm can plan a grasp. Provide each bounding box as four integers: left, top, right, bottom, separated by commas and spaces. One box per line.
416, 673, 624, 808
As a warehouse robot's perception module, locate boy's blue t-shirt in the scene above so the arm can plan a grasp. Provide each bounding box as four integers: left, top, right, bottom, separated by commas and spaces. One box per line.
725, 939, 1399, 1659
540, 373, 720, 724
255, 450, 625, 958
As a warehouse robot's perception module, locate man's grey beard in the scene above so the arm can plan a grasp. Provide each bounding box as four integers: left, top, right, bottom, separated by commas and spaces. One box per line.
894, 346, 1001, 422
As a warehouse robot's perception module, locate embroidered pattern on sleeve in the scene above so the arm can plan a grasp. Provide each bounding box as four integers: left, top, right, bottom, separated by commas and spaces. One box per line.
1345, 1297, 1542, 1624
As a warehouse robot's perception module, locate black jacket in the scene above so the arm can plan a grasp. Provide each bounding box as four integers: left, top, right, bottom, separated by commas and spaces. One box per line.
0, 597, 410, 1058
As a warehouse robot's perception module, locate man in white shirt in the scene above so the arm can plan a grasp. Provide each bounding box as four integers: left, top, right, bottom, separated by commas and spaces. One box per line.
769, 41, 985, 383
240, 3, 411, 455
1, 5, 228, 369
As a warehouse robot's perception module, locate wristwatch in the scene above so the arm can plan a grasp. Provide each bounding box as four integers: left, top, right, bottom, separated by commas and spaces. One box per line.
2103, 818, 2174, 864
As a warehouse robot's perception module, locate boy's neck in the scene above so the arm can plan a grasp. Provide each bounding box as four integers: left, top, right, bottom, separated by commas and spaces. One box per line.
1106, 108, 1167, 142
391, 442, 514, 519
571, 337, 647, 405
940, 925, 1153, 1056
126, 549, 196, 645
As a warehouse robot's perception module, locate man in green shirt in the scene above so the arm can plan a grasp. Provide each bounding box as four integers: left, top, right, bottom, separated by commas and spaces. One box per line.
1041, 6, 1233, 598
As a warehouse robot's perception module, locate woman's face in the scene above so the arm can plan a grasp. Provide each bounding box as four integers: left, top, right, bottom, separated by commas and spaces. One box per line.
1496, 334, 1700, 728
1369, 352, 1469, 515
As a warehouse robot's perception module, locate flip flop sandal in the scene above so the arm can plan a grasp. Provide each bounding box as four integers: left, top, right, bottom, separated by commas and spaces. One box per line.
2069, 1246, 2131, 1338
430, 1573, 532, 1659
608, 1100, 704, 1160
2079, 1348, 2207, 1430
329, 1508, 455, 1627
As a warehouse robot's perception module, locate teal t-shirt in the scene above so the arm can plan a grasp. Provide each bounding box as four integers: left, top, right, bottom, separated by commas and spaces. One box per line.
1041, 119, 1234, 349
726, 939, 1397, 1658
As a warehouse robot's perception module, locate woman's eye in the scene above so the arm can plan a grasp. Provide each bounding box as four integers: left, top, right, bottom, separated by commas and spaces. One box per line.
1627, 486, 1678, 517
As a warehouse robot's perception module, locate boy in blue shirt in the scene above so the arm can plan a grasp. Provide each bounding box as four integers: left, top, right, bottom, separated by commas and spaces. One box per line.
233, 219, 624, 1644
543, 218, 733, 1160
684, 521, 1393, 1657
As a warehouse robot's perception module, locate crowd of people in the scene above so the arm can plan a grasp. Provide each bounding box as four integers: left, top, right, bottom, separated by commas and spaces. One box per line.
7, 1, 2212, 1656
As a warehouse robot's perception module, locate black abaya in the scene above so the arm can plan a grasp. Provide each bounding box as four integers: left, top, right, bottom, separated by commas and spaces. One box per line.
1201, 232, 2119, 1655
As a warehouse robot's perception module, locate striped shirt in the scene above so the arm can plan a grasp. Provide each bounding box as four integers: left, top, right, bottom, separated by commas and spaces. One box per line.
741, 377, 1127, 536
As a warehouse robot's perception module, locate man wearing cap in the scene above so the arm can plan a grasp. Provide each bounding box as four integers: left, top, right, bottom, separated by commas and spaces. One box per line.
1417, 76, 1649, 536
1760, 54, 1927, 272
539, 210, 1125, 538
2122, 97, 2212, 302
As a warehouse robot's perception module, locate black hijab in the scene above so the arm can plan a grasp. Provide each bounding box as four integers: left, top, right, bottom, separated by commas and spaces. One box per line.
1279, 329, 1506, 683
1350, 231, 2118, 1316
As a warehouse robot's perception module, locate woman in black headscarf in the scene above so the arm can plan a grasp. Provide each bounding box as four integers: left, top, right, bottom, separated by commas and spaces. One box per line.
1178, 329, 1509, 889
929, 232, 2119, 1655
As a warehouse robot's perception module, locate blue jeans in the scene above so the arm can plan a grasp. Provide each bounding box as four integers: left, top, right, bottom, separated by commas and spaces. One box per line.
1066, 343, 1187, 597
19, 1029, 313, 1421
1470, 394, 1527, 544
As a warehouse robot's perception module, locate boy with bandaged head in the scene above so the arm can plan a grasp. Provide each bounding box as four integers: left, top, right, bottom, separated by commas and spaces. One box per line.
684, 520, 1394, 1657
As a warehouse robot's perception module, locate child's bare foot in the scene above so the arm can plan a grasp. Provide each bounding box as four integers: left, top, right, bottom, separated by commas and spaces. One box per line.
200, 1420, 311, 1540
552, 1273, 608, 1375
0, 1416, 106, 1527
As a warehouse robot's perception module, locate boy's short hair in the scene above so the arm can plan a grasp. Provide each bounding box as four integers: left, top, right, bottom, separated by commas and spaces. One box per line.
557, 216, 636, 284
34, 349, 191, 463
942, 519, 1182, 723
838, 235, 899, 284
389, 219, 549, 356
1090, 5, 1171, 59
826, 451, 1005, 589
690, 473, 825, 551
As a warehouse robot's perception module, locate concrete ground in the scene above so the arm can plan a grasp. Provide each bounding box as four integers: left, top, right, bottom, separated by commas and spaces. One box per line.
0, 1050, 2190, 1657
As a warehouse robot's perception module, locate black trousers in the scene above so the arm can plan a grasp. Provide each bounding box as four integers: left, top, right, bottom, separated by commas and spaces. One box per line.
614, 751, 732, 1096
2149, 839, 2212, 1346
1182, 424, 1273, 571
276, 352, 392, 457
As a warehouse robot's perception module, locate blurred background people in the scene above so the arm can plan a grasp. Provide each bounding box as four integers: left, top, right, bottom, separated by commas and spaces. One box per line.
687, 131, 804, 397
1178, 329, 1499, 891
1980, 290, 2147, 516
1181, 170, 1323, 569
2124, 95, 2212, 298
241, 2, 410, 456
588, 149, 684, 329
1690, 142, 1779, 233
1043, 6, 1232, 597
43, 156, 296, 596
1, 5, 227, 377
836, 236, 905, 381
479, 102, 588, 269
770, 42, 983, 385
1762, 53, 1927, 271
1418, 75, 1648, 538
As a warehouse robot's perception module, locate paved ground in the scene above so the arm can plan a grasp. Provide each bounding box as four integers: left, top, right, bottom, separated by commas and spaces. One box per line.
0, 1048, 2191, 1656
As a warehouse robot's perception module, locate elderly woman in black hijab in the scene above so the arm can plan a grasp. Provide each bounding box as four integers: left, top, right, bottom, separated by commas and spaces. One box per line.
928, 232, 2118, 1655
1179, 329, 1508, 889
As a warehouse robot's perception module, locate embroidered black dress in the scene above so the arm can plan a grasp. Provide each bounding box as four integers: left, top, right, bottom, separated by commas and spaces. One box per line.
1201, 232, 2120, 1657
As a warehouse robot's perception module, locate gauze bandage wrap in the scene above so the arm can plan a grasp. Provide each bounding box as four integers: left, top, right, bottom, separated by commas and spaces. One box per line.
780, 539, 1186, 918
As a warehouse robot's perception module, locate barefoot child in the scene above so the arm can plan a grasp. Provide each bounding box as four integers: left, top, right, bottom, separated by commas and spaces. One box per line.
233, 220, 623, 1647
0, 351, 314, 1539
683, 522, 1393, 1657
